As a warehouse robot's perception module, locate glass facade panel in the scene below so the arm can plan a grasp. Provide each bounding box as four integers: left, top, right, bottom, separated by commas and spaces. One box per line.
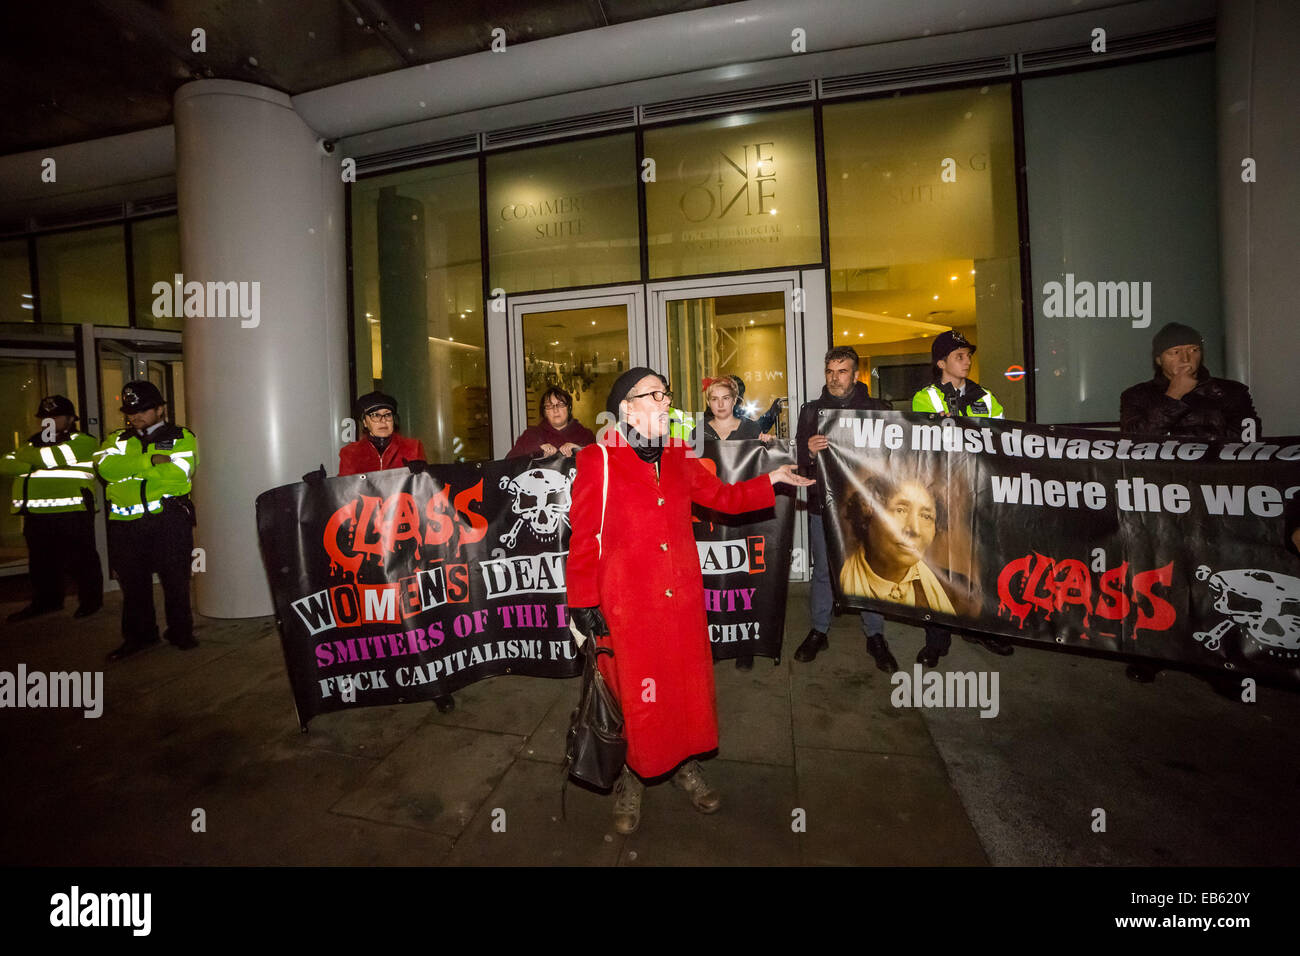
1, 239, 34, 324
665, 291, 789, 436
487, 134, 640, 293
824, 86, 1025, 418
645, 108, 821, 278
1024, 52, 1220, 424
132, 216, 183, 330
35, 225, 129, 326
520, 305, 628, 435
351, 159, 489, 463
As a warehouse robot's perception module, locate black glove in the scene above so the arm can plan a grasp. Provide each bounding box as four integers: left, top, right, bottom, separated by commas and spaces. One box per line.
302, 464, 326, 487
568, 606, 611, 643
407, 459, 428, 474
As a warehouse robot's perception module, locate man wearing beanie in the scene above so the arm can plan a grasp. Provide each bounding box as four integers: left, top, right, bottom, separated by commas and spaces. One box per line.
1119, 323, 1260, 685
1120, 322, 1258, 438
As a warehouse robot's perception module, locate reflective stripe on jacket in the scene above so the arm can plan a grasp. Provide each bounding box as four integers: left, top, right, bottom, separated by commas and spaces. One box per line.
912, 383, 1005, 419
0, 431, 99, 514
95, 423, 198, 521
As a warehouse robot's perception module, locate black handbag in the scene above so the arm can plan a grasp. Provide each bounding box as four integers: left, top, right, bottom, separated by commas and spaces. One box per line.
563, 637, 626, 790
561, 442, 627, 796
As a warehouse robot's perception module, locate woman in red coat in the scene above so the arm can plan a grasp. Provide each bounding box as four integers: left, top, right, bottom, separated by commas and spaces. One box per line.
337, 391, 427, 476
506, 386, 596, 459
566, 368, 812, 835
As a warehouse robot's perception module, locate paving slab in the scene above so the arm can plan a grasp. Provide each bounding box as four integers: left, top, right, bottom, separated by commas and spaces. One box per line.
329, 722, 525, 838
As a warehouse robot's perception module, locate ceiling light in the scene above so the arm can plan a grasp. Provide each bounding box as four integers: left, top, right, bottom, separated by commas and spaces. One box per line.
932, 295, 939, 300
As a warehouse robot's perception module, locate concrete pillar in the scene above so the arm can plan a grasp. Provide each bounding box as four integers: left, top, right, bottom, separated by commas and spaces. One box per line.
174, 80, 348, 618
1217, 0, 1300, 435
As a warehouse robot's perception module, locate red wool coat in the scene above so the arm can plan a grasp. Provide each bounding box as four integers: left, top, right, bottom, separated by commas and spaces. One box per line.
566, 436, 775, 778
337, 433, 426, 476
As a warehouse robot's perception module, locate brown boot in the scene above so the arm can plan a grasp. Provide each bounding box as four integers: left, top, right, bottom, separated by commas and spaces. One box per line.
672, 759, 721, 814
613, 767, 644, 834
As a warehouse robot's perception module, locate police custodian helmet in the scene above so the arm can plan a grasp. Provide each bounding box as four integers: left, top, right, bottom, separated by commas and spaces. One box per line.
120, 380, 165, 413
36, 394, 77, 419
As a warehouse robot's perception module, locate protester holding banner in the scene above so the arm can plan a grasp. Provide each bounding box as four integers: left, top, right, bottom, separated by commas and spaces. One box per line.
337, 391, 428, 476
507, 386, 596, 459
723, 374, 782, 435
336, 391, 453, 712
702, 376, 770, 672
566, 367, 812, 835
793, 346, 896, 670
1119, 322, 1261, 685
1119, 322, 1259, 440
911, 330, 1014, 663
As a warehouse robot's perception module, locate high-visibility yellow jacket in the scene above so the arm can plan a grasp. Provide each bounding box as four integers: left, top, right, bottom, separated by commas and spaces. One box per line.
0, 431, 99, 514
95, 422, 198, 520
913, 381, 1005, 419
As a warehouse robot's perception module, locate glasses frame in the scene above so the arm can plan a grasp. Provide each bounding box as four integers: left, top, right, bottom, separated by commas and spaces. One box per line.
626, 388, 673, 404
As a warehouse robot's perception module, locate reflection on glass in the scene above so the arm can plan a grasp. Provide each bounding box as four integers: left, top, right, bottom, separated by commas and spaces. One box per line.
487, 134, 640, 293
645, 108, 821, 278
35, 225, 129, 326
1024, 52, 1220, 424
132, 216, 183, 330
666, 291, 788, 435
824, 86, 1024, 418
521, 306, 628, 434
0, 357, 77, 567
351, 160, 489, 462
0, 240, 33, 324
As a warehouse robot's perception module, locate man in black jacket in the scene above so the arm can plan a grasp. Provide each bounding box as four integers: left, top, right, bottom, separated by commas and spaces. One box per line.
1120, 322, 1258, 439
793, 346, 903, 671
1120, 322, 1261, 684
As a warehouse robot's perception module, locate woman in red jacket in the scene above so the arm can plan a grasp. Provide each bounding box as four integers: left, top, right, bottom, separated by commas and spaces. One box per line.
566, 367, 812, 835
338, 391, 427, 476
337, 392, 452, 713
507, 386, 596, 459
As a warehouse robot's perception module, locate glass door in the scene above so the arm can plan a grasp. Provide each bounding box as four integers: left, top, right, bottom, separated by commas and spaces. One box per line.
648, 271, 818, 580
493, 286, 645, 458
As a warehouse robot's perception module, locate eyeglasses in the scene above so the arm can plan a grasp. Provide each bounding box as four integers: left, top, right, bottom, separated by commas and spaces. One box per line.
627, 388, 673, 404
543, 402, 568, 410
366, 411, 394, 422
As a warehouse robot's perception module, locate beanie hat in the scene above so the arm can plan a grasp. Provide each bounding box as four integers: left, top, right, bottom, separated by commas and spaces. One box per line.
605, 367, 667, 419
1151, 322, 1203, 357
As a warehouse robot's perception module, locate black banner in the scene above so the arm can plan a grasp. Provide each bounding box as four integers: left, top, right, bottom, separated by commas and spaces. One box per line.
818, 411, 1300, 686
695, 439, 797, 663
257, 445, 797, 725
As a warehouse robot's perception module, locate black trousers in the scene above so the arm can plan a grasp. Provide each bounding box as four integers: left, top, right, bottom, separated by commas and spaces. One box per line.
23, 510, 103, 611
107, 504, 194, 646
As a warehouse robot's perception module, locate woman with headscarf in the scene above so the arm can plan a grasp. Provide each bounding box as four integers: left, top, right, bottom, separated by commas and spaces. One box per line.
507, 386, 596, 459
565, 367, 813, 835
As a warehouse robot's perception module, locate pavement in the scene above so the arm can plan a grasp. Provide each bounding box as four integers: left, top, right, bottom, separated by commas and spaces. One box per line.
2, 581, 1298, 867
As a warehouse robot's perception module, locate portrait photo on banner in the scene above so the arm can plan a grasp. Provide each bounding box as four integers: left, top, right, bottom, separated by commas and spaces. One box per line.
833, 453, 981, 620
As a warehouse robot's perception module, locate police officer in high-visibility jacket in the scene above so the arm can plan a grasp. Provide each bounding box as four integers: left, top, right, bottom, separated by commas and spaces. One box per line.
912, 329, 1006, 419
1, 395, 103, 623
95, 381, 199, 661
911, 330, 1014, 663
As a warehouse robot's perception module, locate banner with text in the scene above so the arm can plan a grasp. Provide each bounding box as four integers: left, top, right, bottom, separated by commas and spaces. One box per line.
695, 439, 797, 663
257, 445, 796, 724
819, 411, 1300, 686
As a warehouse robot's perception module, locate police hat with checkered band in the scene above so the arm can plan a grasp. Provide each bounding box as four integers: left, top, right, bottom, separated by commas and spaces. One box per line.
36, 394, 77, 420
120, 381, 165, 413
